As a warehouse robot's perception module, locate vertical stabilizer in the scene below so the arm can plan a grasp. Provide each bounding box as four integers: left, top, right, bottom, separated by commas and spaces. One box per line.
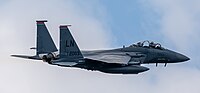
36, 20, 58, 55
59, 25, 83, 59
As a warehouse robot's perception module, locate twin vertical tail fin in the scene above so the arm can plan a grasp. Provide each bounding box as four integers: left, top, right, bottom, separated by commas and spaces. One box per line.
59, 25, 83, 59
12, 21, 82, 62
11, 20, 58, 60
36, 20, 58, 55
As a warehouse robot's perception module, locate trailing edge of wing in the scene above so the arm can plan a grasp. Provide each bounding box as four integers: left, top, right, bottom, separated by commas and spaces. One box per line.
11, 55, 40, 60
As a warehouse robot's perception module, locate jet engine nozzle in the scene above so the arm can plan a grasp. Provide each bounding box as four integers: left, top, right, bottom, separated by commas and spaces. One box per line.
42, 53, 57, 64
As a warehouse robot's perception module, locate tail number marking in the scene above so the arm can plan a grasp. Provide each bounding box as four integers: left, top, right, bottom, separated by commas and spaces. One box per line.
65, 51, 81, 56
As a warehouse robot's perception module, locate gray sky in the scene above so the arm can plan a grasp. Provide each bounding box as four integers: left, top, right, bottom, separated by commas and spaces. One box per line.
0, 0, 200, 93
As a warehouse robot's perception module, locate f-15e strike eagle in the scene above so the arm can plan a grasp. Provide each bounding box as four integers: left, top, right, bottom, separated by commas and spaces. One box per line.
11, 20, 190, 74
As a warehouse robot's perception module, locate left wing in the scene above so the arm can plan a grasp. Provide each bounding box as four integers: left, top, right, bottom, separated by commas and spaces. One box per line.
84, 54, 131, 64
83, 51, 147, 65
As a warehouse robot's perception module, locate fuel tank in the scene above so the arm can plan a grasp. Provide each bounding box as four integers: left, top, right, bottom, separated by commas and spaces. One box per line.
99, 65, 149, 74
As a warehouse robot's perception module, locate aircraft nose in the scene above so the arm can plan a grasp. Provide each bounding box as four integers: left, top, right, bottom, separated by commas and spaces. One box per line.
176, 53, 190, 62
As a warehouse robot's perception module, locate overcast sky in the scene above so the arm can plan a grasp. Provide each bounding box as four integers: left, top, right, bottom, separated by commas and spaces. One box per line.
0, 0, 200, 93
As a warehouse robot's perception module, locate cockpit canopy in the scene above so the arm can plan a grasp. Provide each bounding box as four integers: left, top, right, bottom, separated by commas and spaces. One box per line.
129, 40, 164, 50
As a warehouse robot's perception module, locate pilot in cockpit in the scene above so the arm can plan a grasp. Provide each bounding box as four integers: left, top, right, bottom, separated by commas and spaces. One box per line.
137, 42, 143, 47
149, 41, 162, 49
149, 41, 156, 48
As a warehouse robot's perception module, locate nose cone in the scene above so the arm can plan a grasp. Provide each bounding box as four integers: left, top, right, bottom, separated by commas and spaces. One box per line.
176, 53, 190, 62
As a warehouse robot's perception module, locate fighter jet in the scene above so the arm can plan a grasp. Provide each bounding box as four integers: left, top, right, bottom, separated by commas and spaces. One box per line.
12, 20, 190, 74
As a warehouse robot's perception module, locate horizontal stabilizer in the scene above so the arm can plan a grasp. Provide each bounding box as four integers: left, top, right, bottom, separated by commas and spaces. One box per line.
11, 55, 40, 60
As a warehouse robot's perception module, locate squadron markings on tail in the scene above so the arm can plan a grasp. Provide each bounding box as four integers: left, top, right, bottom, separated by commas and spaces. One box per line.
66, 40, 75, 47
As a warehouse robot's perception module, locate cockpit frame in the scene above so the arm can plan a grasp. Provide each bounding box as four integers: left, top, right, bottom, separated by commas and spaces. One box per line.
129, 40, 164, 50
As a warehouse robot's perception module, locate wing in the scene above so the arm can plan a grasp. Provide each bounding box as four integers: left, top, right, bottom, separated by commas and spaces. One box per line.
83, 51, 147, 65
84, 54, 131, 64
